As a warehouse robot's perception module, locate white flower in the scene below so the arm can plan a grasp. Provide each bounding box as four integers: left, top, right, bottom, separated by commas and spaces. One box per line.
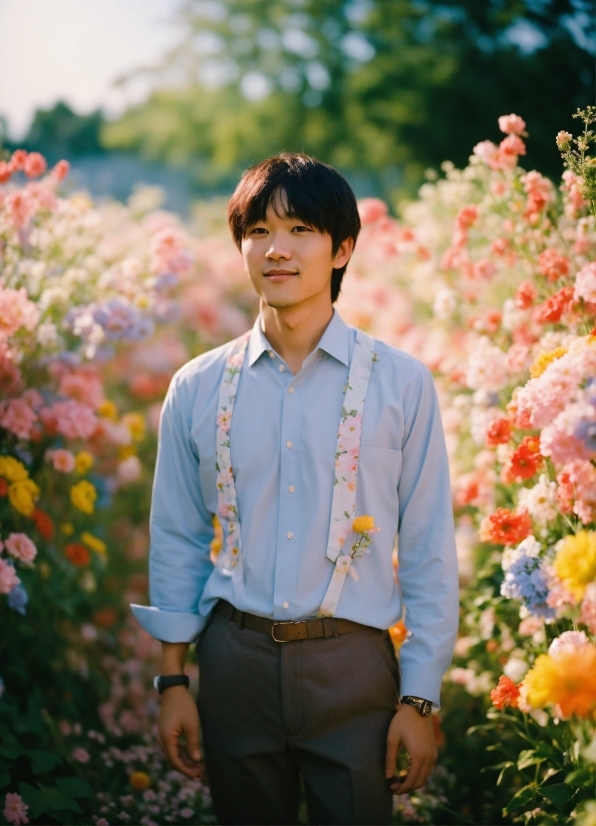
37, 321, 60, 347
503, 656, 529, 682
433, 287, 457, 320
517, 475, 558, 525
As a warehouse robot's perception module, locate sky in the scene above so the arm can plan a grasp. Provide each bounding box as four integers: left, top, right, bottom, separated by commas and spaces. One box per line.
0, 0, 183, 139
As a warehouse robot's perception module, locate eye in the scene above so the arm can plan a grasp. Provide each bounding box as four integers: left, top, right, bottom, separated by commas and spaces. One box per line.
248, 226, 268, 235
292, 225, 312, 233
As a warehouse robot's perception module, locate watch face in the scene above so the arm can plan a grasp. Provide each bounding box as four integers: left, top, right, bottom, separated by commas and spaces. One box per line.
153, 676, 161, 691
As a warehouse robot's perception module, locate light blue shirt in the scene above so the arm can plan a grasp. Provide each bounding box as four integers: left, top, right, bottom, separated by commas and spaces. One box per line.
131, 310, 459, 704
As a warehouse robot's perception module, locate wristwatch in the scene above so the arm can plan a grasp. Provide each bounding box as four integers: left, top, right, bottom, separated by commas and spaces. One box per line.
153, 674, 190, 694
400, 695, 433, 716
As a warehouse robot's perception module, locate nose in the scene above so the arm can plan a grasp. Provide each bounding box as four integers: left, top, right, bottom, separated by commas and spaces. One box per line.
265, 231, 292, 260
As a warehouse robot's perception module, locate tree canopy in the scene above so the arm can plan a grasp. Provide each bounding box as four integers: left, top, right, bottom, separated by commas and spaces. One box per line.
99, 0, 593, 199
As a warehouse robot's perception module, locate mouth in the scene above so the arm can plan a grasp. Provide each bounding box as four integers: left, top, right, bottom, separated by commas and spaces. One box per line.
264, 270, 298, 281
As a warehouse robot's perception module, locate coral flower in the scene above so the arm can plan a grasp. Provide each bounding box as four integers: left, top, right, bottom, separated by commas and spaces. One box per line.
553, 531, 596, 601
23, 152, 47, 178
533, 287, 575, 324
32, 508, 55, 540
479, 508, 532, 546
501, 437, 543, 484
522, 645, 596, 718
485, 418, 512, 447
498, 114, 527, 135
129, 771, 151, 790
490, 675, 520, 709
64, 543, 91, 567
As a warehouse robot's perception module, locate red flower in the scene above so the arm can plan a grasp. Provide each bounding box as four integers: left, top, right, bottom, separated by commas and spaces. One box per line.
64, 543, 91, 567
538, 249, 570, 282
479, 508, 532, 546
0, 478, 8, 497
93, 607, 118, 628
32, 508, 55, 540
534, 287, 575, 324
490, 675, 520, 709
514, 281, 537, 310
486, 418, 512, 447
501, 436, 543, 483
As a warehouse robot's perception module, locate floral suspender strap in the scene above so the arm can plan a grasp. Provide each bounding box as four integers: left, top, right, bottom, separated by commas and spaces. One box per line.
215, 327, 377, 616
215, 331, 250, 575
319, 328, 376, 616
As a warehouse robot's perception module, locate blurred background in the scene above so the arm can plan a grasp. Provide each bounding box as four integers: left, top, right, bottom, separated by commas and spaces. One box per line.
1, 0, 594, 214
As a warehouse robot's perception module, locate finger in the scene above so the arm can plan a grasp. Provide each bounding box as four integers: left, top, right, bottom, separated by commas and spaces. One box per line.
164, 730, 199, 779
391, 756, 432, 794
185, 726, 202, 763
385, 731, 401, 779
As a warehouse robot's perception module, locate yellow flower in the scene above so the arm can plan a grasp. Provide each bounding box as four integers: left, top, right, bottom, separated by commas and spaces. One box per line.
122, 412, 145, 442
8, 478, 40, 516
523, 646, 596, 718
554, 531, 596, 601
38, 562, 51, 579
530, 347, 567, 378
75, 452, 94, 474
97, 400, 118, 421
352, 515, 376, 534
129, 771, 151, 790
60, 523, 74, 536
70, 480, 97, 514
81, 532, 107, 554
118, 445, 136, 461
0, 456, 28, 482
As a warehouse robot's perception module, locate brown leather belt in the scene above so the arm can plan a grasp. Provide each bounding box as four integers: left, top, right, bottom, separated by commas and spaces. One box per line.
215, 599, 371, 642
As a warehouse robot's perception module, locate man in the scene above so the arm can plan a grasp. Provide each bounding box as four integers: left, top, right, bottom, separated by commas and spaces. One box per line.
131, 153, 459, 825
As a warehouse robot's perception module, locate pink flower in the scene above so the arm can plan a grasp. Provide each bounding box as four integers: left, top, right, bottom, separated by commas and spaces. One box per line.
52, 159, 70, 181
556, 131, 572, 149
4, 533, 37, 565
0, 559, 20, 595
473, 140, 500, 167
358, 198, 388, 225
500, 134, 526, 158
514, 281, 537, 309
0, 162, 12, 184
50, 449, 76, 473
72, 746, 91, 763
3, 792, 29, 825
4, 191, 35, 229
0, 287, 40, 339
40, 400, 98, 440
574, 262, 596, 304
548, 630, 590, 657
538, 249, 569, 282
0, 399, 38, 439
498, 114, 527, 135
148, 227, 191, 274
580, 587, 596, 635
472, 259, 496, 280
59, 371, 105, 409
10, 150, 27, 171
23, 152, 47, 178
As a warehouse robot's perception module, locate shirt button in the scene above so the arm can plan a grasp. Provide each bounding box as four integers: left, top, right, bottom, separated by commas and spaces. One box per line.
288, 485, 295, 493
279, 364, 286, 371
283, 601, 289, 609
288, 386, 295, 394
287, 532, 294, 539
268, 350, 274, 358
286, 440, 293, 448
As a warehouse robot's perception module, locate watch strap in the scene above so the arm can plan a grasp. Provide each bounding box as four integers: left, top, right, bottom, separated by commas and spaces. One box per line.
154, 674, 190, 694
400, 695, 433, 716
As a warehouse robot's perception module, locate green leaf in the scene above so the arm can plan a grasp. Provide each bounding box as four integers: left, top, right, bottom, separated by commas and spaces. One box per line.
518, 749, 545, 770
56, 777, 93, 798
30, 750, 62, 774
538, 784, 576, 805
0, 742, 25, 760
504, 784, 537, 814
565, 768, 593, 787
19, 782, 83, 818
496, 762, 515, 786
0, 772, 10, 789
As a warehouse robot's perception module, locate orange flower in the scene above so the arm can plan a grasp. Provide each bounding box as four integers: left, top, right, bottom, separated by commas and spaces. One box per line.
479, 508, 532, 546
523, 646, 596, 718
501, 437, 543, 483
32, 508, 55, 540
129, 771, 151, 790
93, 607, 118, 628
64, 543, 91, 567
490, 675, 520, 709
388, 620, 408, 651
485, 418, 512, 447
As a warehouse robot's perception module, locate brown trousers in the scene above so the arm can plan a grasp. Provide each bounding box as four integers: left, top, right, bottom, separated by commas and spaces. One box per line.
196, 608, 400, 825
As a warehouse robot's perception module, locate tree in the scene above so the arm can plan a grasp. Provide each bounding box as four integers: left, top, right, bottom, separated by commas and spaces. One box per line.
102, 0, 594, 200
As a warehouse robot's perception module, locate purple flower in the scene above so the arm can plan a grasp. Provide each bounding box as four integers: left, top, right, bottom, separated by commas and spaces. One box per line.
501, 555, 554, 618
7, 584, 28, 615
574, 418, 596, 453
93, 299, 154, 342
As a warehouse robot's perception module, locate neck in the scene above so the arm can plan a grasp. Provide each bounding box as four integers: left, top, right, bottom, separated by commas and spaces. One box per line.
260, 297, 334, 374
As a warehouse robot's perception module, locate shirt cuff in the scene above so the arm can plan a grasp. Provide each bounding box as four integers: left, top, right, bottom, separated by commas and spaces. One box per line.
130, 604, 206, 642
398, 663, 444, 709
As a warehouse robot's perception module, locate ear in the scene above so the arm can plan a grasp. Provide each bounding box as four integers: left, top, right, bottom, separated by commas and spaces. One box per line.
332, 236, 354, 270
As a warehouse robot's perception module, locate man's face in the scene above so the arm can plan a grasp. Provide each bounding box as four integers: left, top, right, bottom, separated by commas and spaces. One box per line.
241, 190, 352, 310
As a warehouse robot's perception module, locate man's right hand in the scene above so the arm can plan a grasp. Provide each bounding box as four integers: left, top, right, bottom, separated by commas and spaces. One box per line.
157, 686, 204, 779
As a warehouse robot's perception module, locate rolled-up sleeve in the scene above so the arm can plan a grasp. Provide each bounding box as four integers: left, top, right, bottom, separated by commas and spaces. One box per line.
130, 371, 215, 642
397, 367, 459, 706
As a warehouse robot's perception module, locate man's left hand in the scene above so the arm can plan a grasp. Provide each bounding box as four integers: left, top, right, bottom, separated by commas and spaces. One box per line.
385, 702, 438, 794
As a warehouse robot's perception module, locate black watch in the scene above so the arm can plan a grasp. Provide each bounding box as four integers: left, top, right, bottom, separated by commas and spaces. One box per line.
153, 674, 190, 694
400, 695, 433, 716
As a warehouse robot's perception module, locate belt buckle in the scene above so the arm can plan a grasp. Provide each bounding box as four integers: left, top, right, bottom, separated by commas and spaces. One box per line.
271, 621, 297, 643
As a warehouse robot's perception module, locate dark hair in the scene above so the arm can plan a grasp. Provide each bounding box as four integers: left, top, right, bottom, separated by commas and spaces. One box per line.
227, 153, 361, 302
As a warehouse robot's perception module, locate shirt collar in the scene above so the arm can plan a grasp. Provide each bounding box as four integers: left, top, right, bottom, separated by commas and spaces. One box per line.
247, 309, 350, 368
